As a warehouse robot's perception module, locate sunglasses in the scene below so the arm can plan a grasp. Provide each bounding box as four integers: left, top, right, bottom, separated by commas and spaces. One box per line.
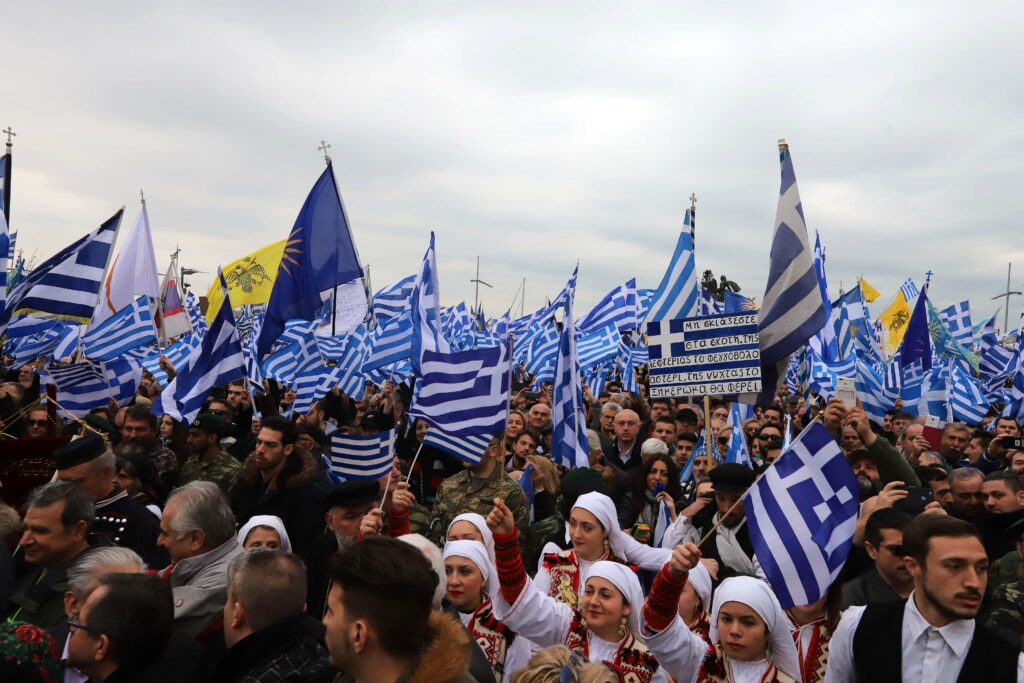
880, 543, 905, 556
27, 419, 48, 426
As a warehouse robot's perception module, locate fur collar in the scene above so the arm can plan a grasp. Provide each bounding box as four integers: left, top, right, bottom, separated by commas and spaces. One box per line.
403, 611, 472, 683
241, 444, 319, 493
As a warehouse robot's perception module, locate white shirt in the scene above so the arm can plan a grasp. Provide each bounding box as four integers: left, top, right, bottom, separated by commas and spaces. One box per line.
825, 591, 1024, 683
663, 513, 766, 579
62, 635, 88, 683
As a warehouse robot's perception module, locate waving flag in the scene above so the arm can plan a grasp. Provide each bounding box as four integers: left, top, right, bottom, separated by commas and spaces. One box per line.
744, 422, 859, 608
576, 324, 619, 371
371, 274, 416, 323
409, 233, 449, 374
725, 403, 752, 466
409, 340, 510, 437
47, 358, 142, 417
807, 232, 838, 362
328, 429, 397, 481
645, 210, 699, 324
96, 202, 160, 323
578, 279, 638, 333
257, 163, 364, 356
939, 301, 973, 345
724, 290, 759, 314
550, 289, 589, 469
364, 311, 413, 371
156, 257, 191, 342
900, 288, 932, 373
754, 141, 827, 398
949, 361, 989, 424
205, 239, 286, 322
878, 278, 918, 355
422, 429, 492, 466
81, 295, 158, 361
154, 271, 245, 424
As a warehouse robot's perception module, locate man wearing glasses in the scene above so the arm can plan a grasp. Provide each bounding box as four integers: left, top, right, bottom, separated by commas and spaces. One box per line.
22, 406, 51, 439
842, 508, 914, 609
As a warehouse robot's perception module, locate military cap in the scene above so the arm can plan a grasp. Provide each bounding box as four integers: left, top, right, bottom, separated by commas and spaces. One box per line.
190, 413, 225, 435
323, 480, 379, 511
708, 463, 756, 492
846, 447, 877, 465
560, 468, 606, 509
296, 424, 327, 448
1005, 516, 1024, 540
53, 434, 109, 470
83, 413, 116, 437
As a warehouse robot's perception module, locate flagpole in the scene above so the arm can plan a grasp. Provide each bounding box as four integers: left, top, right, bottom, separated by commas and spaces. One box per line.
504, 333, 514, 426
90, 207, 126, 325
703, 394, 715, 469
2, 126, 14, 224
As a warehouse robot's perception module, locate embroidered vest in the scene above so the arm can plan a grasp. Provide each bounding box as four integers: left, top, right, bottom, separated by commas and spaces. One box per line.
467, 600, 515, 681
542, 550, 635, 608
790, 621, 830, 683
690, 609, 712, 645
564, 614, 660, 683
696, 645, 796, 683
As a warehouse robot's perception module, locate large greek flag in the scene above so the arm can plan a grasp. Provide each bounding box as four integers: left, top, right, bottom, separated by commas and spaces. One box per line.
578, 279, 638, 333
939, 300, 973, 346
329, 429, 396, 480
81, 295, 157, 361
153, 272, 245, 424
47, 358, 142, 417
4, 210, 122, 330
371, 274, 415, 323
409, 340, 510, 437
645, 210, 698, 323
743, 422, 858, 608
550, 295, 590, 469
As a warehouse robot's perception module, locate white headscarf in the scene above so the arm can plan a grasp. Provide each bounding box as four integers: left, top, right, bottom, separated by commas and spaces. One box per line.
583, 561, 646, 642
687, 561, 713, 614
237, 515, 292, 553
447, 513, 496, 566
442, 539, 499, 604
567, 491, 627, 558
709, 577, 802, 683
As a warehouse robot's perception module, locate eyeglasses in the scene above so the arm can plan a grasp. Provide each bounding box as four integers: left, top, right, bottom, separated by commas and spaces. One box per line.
27, 419, 48, 426
718, 437, 730, 445
67, 612, 98, 637
880, 543, 905, 556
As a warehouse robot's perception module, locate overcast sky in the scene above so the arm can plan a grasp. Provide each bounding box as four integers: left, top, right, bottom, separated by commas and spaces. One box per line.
5, 2, 1023, 330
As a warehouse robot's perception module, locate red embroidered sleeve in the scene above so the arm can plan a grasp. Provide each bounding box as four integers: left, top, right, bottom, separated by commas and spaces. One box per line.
643, 564, 689, 633
493, 529, 527, 604
387, 507, 411, 537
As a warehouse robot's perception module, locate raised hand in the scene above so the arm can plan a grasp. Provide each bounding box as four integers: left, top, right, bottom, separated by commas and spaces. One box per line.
389, 480, 415, 515
486, 497, 516, 536
668, 542, 702, 577
359, 508, 383, 538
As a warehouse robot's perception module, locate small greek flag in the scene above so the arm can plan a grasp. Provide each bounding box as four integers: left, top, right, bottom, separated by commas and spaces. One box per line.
81, 296, 157, 362
328, 428, 397, 480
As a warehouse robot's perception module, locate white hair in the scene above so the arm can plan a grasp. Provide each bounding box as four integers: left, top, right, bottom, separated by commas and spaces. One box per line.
398, 533, 446, 609
67, 546, 145, 599
640, 438, 669, 458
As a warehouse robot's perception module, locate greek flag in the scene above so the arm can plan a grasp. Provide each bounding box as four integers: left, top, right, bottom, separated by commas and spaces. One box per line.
184, 290, 208, 339
807, 232, 838, 362
585, 362, 611, 396
47, 358, 142, 417
243, 311, 266, 395
900, 278, 920, 303
755, 143, 828, 397
409, 340, 510, 437
261, 340, 302, 385
834, 307, 854, 360
422, 428, 491, 465
550, 295, 590, 469
81, 296, 157, 362
743, 421, 859, 608
950, 361, 989, 424
856, 359, 892, 424
409, 232, 450, 374
4, 210, 122, 330
364, 311, 413, 371
978, 314, 1013, 385
725, 403, 752, 466
7, 323, 67, 365
645, 210, 698, 323
577, 324, 619, 371
289, 334, 328, 416
371, 274, 415, 323
578, 279, 638, 333
329, 429, 397, 481
319, 325, 369, 399
653, 498, 673, 548
153, 271, 245, 424
1001, 310, 1024, 422
524, 325, 559, 377
917, 364, 950, 419
137, 335, 198, 387
699, 285, 722, 316
939, 300, 973, 345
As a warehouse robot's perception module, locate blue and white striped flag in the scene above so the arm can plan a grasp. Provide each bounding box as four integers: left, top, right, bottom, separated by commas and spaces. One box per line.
422, 428, 492, 466
409, 233, 450, 374
184, 290, 208, 339
409, 340, 510, 437
743, 421, 858, 608
645, 211, 699, 323
81, 296, 157, 362
939, 301, 973, 346
808, 232, 838, 362
153, 271, 245, 425
653, 498, 673, 548
328, 429, 397, 481
7, 323, 67, 366
524, 325, 559, 377
917, 364, 950, 419
551, 291, 590, 469
47, 357, 142, 417
699, 285, 722, 317
371, 274, 415, 323
576, 324, 619, 371
364, 311, 413, 371
949, 361, 989, 425
754, 143, 827, 398
319, 326, 370, 399
243, 310, 266, 395
899, 278, 920, 303
578, 279, 638, 333
3, 210, 122, 331
725, 403, 752, 466
289, 334, 328, 416
585, 362, 611, 397
1001, 308, 1024, 422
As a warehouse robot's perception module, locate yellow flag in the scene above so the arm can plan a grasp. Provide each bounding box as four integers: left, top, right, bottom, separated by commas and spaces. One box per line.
877, 291, 912, 355
859, 277, 881, 303
205, 239, 287, 322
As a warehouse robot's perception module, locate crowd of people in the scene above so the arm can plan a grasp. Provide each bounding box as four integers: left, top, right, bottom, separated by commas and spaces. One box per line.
1, 365, 1023, 682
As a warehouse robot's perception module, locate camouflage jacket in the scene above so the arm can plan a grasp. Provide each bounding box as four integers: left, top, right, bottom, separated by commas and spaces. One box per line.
984, 564, 1024, 650
422, 465, 529, 545
151, 444, 180, 476
179, 449, 242, 494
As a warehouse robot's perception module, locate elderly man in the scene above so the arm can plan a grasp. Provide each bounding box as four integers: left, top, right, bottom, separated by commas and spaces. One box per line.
157, 481, 242, 640
949, 467, 987, 521
602, 408, 644, 472
597, 402, 622, 442
3, 482, 94, 630
527, 402, 552, 432
54, 435, 163, 565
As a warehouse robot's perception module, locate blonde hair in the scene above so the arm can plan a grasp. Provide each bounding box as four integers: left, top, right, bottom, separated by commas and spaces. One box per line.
526, 455, 561, 495
510, 645, 618, 683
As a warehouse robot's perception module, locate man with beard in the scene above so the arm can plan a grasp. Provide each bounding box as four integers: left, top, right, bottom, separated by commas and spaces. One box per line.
848, 449, 883, 501
117, 405, 179, 493
823, 399, 920, 488
842, 508, 914, 608
828, 514, 1023, 682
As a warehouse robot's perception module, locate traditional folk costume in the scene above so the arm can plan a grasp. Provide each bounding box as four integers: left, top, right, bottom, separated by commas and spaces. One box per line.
443, 540, 530, 683
533, 492, 671, 608
642, 571, 802, 683
494, 529, 666, 683
786, 611, 830, 683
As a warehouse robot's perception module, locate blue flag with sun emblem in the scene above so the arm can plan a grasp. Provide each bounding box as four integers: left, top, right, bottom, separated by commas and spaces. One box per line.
257, 163, 364, 356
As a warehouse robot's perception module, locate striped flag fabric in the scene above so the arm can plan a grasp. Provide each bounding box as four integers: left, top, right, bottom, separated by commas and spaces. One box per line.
318, 325, 370, 399
524, 325, 559, 377
856, 358, 892, 425
243, 310, 266, 396
7, 323, 67, 365
585, 362, 611, 397
754, 142, 828, 398
153, 271, 245, 424
136, 335, 198, 387
422, 428, 492, 466
900, 278, 920, 303
261, 340, 302, 385
81, 296, 158, 362
328, 429, 397, 481
409, 233, 450, 374
1001, 309, 1024, 422
807, 232, 838, 362
371, 274, 416, 323
47, 357, 142, 417
51, 324, 81, 362
156, 257, 191, 342
287, 334, 327, 416
3, 210, 122, 331
576, 324, 619, 371
917, 365, 950, 419
645, 210, 699, 323
409, 340, 510, 437
184, 290, 208, 339
577, 279, 638, 333
653, 498, 673, 548
550, 294, 590, 469
364, 311, 413, 371
699, 285, 722, 317
939, 300, 973, 345
949, 361, 989, 424
743, 421, 859, 608
725, 403, 752, 466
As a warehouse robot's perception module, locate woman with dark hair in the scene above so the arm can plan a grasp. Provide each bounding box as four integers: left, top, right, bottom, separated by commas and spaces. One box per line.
158, 414, 190, 469
617, 455, 683, 541
115, 453, 164, 515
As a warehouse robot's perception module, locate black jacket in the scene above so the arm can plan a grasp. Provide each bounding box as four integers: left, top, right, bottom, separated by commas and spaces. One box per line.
207, 612, 329, 683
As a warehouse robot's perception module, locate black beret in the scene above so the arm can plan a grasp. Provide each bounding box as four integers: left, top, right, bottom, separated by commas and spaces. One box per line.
322, 480, 379, 511
190, 413, 224, 435
296, 424, 327, 447
53, 434, 109, 470
709, 463, 756, 492
559, 468, 605, 508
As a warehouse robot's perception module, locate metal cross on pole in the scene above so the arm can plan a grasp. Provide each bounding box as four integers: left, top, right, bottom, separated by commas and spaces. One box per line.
991, 263, 1022, 333
470, 256, 492, 312
318, 140, 332, 164
2, 126, 15, 148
